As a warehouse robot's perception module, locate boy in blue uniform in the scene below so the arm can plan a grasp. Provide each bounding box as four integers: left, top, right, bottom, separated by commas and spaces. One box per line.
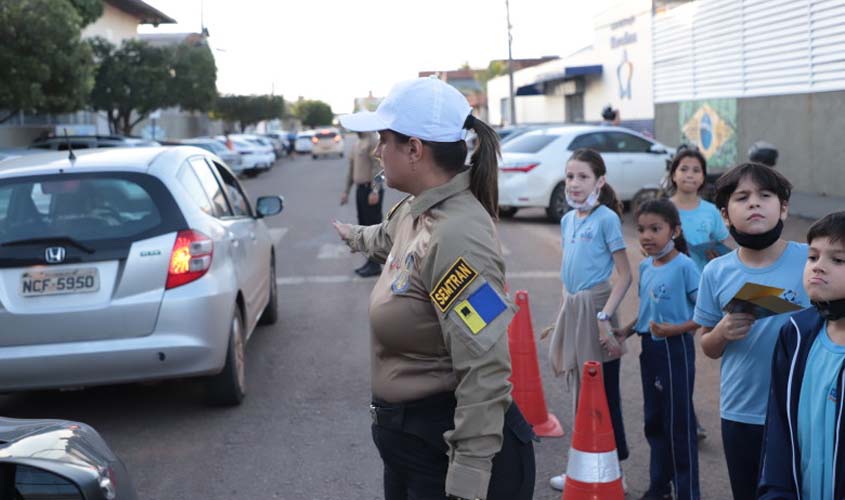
759, 211, 845, 500
694, 163, 809, 500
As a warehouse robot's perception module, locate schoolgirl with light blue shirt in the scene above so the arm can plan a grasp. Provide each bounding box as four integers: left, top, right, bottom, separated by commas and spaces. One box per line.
695, 163, 809, 500
668, 147, 731, 271
617, 199, 701, 499
560, 204, 626, 293
547, 148, 633, 492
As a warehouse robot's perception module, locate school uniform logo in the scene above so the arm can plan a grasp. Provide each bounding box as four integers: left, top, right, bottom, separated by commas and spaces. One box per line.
430, 257, 478, 312
781, 289, 799, 305
390, 254, 415, 294
649, 283, 671, 303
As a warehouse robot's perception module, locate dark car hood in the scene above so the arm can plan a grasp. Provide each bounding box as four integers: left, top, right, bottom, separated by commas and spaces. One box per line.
0, 416, 136, 499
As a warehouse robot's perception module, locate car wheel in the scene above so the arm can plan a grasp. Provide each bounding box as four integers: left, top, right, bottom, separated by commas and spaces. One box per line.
339, 152, 344, 158
631, 188, 662, 215
498, 206, 518, 218
546, 183, 570, 222
312, 154, 318, 160
206, 305, 246, 406
258, 256, 278, 326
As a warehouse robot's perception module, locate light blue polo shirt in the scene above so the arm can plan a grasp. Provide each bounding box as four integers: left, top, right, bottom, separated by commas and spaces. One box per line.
693, 241, 809, 425
678, 199, 730, 271
798, 325, 845, 500
560, 205, 626, 293
634, 252, 700, 336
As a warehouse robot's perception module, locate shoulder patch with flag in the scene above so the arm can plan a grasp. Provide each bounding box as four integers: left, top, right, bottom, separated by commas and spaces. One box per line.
454, 283, 508, 334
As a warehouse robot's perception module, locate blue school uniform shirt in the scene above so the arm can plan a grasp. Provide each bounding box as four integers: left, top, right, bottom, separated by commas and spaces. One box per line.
678, 199, 729, 271
560, 205, 626, 293
693, 241, 809, 425
634, 252, 700, 337
797, 324, 845, 500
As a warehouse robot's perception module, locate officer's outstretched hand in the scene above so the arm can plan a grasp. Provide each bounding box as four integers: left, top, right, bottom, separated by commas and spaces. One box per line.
332, 220, 353, 243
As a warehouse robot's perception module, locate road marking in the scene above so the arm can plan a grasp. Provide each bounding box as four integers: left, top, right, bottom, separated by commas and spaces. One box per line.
276, 270, 559, 286
317, 243, 353, 259
268, 228, 288, 245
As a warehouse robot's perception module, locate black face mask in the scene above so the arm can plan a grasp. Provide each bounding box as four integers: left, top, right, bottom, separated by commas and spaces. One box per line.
729, 219, 784, 250
813, 299, 845, 321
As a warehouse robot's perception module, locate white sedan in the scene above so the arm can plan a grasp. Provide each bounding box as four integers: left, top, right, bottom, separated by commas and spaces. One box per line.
497, 125, 673, 221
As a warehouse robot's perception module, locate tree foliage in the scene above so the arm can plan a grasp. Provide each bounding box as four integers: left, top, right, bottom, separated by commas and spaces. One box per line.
291, 100, 334, 128
90, 37, 218, 135
0, 0, 96, 123
214, 95, 284, 132
67, 0, 104, 27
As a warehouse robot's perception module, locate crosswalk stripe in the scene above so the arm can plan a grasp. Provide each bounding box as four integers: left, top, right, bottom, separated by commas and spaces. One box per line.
317, 243, 353, 259
276, 270, 559, 286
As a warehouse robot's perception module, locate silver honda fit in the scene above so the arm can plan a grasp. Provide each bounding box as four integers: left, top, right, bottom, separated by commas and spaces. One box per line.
0, 147, 284, 405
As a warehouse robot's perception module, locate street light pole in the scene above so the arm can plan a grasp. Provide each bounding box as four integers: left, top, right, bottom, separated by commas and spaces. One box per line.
505, 0, 517, 126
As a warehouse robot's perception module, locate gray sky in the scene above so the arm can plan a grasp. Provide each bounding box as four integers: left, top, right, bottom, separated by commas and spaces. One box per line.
140, 1, 611, 114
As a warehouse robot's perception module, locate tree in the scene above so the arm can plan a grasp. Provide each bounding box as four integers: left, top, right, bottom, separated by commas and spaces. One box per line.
170, 41, 217, 112
292, 100, 333, 128
0, 0, 97, 123
90, 38, 174, 135
90, 37, 219, 135
214, 95, 284, 132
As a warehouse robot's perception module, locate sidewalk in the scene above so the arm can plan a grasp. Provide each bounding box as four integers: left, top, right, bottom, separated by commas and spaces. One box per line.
789, 191, 845, 221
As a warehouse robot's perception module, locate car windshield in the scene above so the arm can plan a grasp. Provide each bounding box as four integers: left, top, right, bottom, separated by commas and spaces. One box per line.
316, 132, 337, 139
502, 133, 560, 154
0, 174, 167, 244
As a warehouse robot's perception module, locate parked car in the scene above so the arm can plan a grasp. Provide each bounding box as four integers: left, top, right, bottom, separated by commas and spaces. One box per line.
0, 416, 137, 499
294, 132, 314, 154
231, 134, 277, 163
214, 137, 274, 175
180, 138, 243, 173
498, 125, 673, 221
0, 146, 285, 405
262, 132, 289, 159
310, 128, 344, 159
30, 135, 160, 151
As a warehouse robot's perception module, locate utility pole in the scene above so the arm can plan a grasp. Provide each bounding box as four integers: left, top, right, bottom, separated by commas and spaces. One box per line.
505, 0, 517, 126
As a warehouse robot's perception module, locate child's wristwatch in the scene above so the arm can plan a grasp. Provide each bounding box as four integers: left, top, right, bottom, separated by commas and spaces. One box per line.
596, 311, 611, 321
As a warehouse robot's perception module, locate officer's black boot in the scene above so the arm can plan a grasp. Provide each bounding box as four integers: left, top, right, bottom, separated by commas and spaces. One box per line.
356, 261, 381, 278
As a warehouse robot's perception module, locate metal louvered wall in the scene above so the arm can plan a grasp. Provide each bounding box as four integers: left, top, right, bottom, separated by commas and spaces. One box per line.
653, 0, 845, 103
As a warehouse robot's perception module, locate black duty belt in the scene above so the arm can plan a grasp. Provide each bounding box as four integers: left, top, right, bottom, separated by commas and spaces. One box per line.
369, 392, 457, 428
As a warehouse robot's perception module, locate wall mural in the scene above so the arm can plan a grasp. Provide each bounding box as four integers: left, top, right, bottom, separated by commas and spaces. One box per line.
679, 99, 737, 168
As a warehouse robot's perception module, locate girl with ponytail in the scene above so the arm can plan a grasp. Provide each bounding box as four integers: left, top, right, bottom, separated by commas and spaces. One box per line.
546, 147, 633, 491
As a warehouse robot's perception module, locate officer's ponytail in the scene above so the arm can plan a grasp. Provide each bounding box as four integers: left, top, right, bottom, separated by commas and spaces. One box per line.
390, 115, 500, 218
464, 115, 499, 218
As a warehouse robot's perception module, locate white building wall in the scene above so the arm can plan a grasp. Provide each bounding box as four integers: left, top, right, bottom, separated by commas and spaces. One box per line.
81, 3, 140, 44
653, 0, 845, 102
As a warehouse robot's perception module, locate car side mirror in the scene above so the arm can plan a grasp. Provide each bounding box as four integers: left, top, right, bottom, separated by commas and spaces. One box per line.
649, 144, 667, 154
256, 196, 284, 218
1, 463, 85, 500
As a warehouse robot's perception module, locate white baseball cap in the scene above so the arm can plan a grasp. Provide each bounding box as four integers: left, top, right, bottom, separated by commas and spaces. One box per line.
339, 76, 472, 142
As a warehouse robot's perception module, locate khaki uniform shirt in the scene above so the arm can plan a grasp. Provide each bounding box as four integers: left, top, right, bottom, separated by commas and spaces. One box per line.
345, 133, 380, 191
345, 169, 515, 500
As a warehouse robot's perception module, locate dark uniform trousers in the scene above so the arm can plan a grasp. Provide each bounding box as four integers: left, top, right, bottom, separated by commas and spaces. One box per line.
356, 182, 384, 267
639, 333, 700, 500
370, 392, 536, 500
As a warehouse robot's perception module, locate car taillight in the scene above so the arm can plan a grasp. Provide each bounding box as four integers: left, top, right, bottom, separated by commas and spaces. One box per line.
333, 135, 341, 143
166, 230, 213, 290
500, 163, 539, 173
311, 137, 319, 144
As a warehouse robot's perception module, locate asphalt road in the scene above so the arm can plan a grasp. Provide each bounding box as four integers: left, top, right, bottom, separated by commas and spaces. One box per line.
0, 139, 815, 499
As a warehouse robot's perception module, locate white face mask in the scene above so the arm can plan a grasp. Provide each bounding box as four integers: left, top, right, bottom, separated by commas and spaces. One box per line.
566, 187, 601, 211
652, 239, 675, 259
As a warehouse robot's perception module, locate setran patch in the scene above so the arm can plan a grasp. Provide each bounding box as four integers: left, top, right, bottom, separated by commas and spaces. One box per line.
430, 257, 478, 313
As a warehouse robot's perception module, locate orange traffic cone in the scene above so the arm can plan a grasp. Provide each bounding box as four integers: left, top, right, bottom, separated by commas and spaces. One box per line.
562, 361, 624, 500
507, 290, 564, 437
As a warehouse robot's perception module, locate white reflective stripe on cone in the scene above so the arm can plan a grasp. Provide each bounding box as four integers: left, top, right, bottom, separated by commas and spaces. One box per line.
565, 449, 621, 483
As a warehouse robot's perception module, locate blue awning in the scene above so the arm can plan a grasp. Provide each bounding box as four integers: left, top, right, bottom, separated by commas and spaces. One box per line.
515, 65, 603, 96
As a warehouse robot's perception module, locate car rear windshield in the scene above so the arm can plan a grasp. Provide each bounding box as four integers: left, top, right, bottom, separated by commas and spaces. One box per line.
0, 172, 185, 245
501, 134, 559, 154
315, 132, 337, 139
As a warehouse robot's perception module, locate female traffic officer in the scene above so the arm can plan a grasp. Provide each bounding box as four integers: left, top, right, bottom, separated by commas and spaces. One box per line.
333, 76, 535, 500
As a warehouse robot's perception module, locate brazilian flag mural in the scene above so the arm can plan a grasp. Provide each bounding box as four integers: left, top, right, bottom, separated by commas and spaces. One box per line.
679, 99, 737, 168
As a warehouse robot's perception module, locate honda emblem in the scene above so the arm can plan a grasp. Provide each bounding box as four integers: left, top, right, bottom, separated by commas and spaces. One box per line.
45, 247, 66, 264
